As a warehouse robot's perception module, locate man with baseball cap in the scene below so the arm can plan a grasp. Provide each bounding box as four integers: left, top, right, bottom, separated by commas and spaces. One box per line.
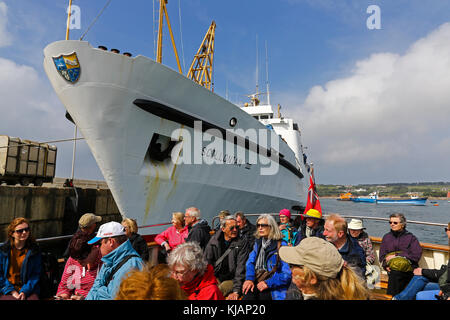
294, 208, 325, 245
79, 213, 102, 234
86, 221, 144, 300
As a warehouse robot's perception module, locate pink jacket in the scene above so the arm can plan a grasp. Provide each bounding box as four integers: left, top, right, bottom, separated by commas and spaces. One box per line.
155, 225, 188, 250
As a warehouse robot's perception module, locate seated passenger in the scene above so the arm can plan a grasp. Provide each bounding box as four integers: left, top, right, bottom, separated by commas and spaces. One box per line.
393, 222, 449, 300
122, 218, 150, 262
213, 210, 230, 231
379, 213, 422, 296
115, 264, 186, 300
0, 218, 41, 300
204, 216, 251, 299
323, 214, 366, 279
279, 237, 370, 300
278, 209, 298, 246
168, 242, 224, 300
294, 209, 325, 245
235, 211, 256, 248
242, 214, 291, 300
184, 207, 211, 250
347, 219, 376, 265
155, 212, 188, 260
55, 231, 102, 300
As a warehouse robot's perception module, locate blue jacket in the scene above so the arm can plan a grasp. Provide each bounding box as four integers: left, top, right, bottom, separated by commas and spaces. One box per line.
245, 238, 291, 300
339, 237, 367, 278
86, 240, 144, 300
0, 241, 42, 297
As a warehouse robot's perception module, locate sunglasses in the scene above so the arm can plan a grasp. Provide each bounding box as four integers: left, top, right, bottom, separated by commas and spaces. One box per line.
14, 227, 30, 234
257, 223, 269, 228
389, 221, 399, 225
228, 226, 238, 230
445, 227, 449, 232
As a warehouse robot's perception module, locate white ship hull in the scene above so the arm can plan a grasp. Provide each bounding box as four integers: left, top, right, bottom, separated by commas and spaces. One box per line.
43, 41, 307, 235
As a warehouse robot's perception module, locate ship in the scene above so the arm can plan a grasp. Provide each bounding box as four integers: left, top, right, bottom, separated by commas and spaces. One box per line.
351, 192, 428, 205
43, 2, 311, 235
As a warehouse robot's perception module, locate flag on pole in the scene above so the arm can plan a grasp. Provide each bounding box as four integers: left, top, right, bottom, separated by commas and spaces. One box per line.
303, 169, 322, 215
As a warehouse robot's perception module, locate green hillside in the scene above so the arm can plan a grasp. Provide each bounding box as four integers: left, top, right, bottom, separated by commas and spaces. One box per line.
317, 182, 450, 198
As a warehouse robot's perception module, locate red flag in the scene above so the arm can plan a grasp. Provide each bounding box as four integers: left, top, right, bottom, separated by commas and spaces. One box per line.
303, 170, 322, 215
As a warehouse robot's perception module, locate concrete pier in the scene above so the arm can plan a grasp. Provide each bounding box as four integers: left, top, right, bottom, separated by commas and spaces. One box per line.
0, 178, 121, 242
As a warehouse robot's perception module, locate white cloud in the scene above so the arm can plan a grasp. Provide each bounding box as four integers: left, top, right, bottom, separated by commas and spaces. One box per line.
0, 2, 12, 47
291, 23, 450, 184
0, 57, 103, 180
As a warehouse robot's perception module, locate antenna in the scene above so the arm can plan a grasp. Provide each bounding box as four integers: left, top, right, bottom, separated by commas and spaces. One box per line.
255, 34, 259, 95
265, 41, 270, 106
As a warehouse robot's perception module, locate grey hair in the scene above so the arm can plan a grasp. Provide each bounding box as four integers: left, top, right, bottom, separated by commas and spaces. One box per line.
220, 215, 236, 229
390, 213, 407, 228
167, 242, 208, 274
254, 214, 282, 240
185, 207, 201, 219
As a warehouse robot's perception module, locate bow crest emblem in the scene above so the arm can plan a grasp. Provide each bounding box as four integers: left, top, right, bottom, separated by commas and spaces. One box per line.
52, 52, 81, 83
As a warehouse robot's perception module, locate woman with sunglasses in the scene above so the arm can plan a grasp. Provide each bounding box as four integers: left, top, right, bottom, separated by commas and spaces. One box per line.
242, 214, 291, 300
0, 217, 41, 300
379, 213, 423, 296
393, 222, 450, 300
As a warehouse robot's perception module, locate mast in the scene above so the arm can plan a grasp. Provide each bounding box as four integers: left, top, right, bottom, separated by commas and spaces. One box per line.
265, 41, 271, 106
187, 21, 216, 91
156, 0, 183, 74
65, 0, 73, 40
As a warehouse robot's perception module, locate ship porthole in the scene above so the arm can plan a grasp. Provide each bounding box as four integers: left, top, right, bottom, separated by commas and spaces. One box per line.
229, 117, 237, 127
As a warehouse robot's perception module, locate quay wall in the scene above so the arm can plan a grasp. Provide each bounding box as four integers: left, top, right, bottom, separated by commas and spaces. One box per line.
0, 183, 121, 242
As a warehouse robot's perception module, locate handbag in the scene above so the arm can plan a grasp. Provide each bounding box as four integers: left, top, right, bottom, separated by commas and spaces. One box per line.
386, 251, 413, 273
254, 240, 281, 283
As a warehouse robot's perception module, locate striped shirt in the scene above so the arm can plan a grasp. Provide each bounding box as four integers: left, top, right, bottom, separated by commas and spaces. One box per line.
56, 257, 100, 298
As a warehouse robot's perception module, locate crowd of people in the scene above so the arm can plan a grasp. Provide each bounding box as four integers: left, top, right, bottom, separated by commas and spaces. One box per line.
0, 209, 448, 301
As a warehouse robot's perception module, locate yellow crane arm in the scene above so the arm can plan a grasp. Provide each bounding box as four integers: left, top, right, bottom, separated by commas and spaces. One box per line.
187, 21, 216, 91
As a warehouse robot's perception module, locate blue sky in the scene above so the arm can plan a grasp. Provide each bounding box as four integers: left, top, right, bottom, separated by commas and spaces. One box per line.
1, 0, 450, 185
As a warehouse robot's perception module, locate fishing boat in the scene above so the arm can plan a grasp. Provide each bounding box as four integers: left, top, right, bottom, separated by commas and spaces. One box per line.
43, 1, 311, 235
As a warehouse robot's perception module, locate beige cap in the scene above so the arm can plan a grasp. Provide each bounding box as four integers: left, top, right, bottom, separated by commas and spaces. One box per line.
79, 213, 102, 229
348, 219, 365, 230
279, 237, 344, 279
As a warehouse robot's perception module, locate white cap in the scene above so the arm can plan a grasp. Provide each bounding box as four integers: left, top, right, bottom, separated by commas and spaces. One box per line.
348, 219, 365, 230
87, 221, 126, 245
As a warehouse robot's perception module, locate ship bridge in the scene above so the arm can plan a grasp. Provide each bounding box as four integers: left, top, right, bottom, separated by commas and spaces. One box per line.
240, 103, 309, 176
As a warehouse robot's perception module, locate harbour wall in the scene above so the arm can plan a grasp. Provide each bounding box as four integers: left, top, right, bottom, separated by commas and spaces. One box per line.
0, 182, 121, 243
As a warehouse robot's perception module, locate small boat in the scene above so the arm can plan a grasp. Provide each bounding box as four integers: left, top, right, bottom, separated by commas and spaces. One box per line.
337, 192, 353, 201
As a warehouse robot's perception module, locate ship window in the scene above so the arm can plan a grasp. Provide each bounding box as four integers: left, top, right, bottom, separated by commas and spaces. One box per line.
146, 133, 177, 162
260, 115, 268, 119
253, 116, 259, 120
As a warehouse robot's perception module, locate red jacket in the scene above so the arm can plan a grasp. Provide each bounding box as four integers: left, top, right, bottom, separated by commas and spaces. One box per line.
155, 226, 188, 250
181, 264, 224, 300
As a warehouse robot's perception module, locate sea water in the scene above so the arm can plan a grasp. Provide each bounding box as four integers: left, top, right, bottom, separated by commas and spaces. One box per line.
320, 198, 450, 246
